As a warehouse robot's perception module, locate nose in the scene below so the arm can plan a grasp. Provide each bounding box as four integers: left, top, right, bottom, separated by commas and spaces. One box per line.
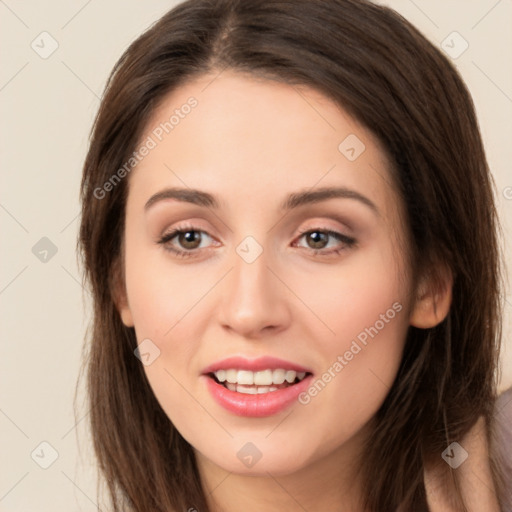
217, 247, 291, 339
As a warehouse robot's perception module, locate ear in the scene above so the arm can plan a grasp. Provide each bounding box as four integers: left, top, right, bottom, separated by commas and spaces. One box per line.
110, 258, 134, 328
409, 263, 453, 329
116, 291, 134, 328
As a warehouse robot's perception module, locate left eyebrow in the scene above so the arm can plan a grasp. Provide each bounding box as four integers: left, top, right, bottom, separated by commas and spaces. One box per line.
280, 186, 379, 216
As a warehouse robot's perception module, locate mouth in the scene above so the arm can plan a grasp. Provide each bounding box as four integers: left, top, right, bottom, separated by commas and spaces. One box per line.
207, 368, 312, 395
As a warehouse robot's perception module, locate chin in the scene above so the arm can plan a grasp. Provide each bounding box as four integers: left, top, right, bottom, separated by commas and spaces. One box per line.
203, 440, 313, 477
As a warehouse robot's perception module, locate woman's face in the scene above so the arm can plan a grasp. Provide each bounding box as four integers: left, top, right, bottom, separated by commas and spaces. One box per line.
118, 70, 415, 477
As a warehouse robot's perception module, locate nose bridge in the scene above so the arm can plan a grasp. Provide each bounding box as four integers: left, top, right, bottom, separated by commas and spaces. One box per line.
218, 237, 289, 336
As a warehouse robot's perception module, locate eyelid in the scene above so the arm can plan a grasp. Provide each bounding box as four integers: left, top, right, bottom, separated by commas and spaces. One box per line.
157, 222, 357, 258
158, 223, 217, 251
294, 227, 356, 252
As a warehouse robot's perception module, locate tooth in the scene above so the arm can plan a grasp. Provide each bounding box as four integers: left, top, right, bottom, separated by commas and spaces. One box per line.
237, 370, 254, 385
226, 369, 238, 383
272, 369, 286, 384
216, 368, 306, 386
269, 386, 278, 392
236, 384, 257, 394
257, 386, 270, 393
226, 382, 237, 391
285, 370, 297, 383
215, 370, 226, 382
254, 369, 273, 386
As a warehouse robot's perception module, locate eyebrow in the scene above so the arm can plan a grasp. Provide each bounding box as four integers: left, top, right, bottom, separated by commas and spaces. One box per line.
144, 186, 379, 215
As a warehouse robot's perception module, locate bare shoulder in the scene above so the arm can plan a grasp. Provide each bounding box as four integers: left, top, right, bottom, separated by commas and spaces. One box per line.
424, 416, 501, 512
494, 386, 512, 511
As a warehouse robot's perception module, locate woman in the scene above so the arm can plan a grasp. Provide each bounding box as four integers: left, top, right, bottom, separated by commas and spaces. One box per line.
77, 0, 509, 510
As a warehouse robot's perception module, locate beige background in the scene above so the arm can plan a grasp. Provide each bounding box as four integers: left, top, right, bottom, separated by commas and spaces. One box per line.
1, 1, 511, 510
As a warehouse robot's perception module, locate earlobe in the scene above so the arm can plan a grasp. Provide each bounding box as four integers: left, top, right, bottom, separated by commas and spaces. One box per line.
120, 308, 134, 327
409, 266, 453, 329
119, 304, 134, 327
110, 259, 134, 327
113, 287, 134, 327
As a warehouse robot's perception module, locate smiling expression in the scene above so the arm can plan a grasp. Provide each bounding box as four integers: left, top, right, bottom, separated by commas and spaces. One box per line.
116, 69, 417, 476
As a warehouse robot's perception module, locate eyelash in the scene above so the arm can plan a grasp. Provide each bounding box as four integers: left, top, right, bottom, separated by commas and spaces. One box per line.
157, 224, 357, 259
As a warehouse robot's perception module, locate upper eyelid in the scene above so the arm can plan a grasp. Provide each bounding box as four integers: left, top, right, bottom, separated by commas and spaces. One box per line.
163, 216, 353, 236
161, 225, 346, 237
160, 225, 352, 247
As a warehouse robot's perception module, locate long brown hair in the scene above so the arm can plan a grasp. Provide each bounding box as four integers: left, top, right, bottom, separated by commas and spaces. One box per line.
77, 0, 505, 510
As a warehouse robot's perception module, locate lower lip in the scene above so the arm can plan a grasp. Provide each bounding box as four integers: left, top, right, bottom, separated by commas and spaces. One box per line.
203, 374, 313, 417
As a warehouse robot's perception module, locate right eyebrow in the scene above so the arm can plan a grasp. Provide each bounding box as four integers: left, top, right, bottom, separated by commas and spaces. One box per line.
144, 188, 219, 211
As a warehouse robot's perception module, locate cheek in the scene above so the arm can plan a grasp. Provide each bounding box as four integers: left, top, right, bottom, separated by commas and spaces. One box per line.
123, 243, 209, 410
292, 244, 408, 427
123, 239, 209, 339
291, 240, 406, 345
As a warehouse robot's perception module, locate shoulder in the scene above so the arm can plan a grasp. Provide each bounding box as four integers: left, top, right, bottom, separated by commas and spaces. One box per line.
424, 415, 502, 512
494, 386, 512, 511
494, 386, 512, 465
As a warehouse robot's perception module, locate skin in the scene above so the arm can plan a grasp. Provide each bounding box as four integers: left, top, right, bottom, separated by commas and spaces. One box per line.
115, 70, 452, 511
424, 417, 501, 511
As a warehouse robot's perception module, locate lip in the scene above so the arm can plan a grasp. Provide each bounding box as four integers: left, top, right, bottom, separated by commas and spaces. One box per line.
201, 356, 312, 374
202, 373, 314, 417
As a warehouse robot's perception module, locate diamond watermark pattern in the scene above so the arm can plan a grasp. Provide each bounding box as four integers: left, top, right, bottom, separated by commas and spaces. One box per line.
31, 441, 59, 469
237, 442, 263, 468
441, 441, 469, 469
32, 237, 58, 263
134, 338, 161, 366
441, 31, 469, 60
338, 134, 366, 161
236, 236, 263, 264
30, 31, 59, 59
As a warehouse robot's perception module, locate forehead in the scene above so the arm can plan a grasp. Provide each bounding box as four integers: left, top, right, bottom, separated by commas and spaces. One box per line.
128, 70, 399, 221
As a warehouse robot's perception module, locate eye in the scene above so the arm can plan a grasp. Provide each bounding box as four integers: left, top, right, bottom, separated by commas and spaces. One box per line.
294, 228, 356, 256
157, 225, 216, 258
157, 225, 356, 259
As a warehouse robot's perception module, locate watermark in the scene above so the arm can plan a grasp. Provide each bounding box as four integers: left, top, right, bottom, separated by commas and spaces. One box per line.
31, 441, 59, 469
32, 236, 58, 263
298, 301, 403, 405
134, 338, 161, 366
31, 31, 59, 59
441, 441, 468, 469
441, 31, 469, 60
237, 442, 263, 468
338, 133, 365, 161
93, 96, 198, 200
236, 236, 264, 264
503, 186, 512, 200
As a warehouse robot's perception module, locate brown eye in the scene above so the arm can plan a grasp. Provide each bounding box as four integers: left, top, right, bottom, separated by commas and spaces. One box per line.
177, 230, 202, 250
305, 231, 329, 249
295, 228, 356, 256
157, 226, 216, 258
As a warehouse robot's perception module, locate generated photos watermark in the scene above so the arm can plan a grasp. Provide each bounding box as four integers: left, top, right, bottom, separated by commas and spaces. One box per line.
298, 301, 403, 405
93, 96, 198, 200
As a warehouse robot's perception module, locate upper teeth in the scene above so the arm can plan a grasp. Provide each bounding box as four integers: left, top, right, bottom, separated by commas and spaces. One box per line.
214, 369, 307, 386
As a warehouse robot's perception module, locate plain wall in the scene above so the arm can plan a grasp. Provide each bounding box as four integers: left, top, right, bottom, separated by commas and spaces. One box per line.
1, 1, 511, 510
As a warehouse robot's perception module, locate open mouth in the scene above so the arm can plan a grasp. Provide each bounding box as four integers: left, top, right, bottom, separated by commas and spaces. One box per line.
208, 369, 313, 395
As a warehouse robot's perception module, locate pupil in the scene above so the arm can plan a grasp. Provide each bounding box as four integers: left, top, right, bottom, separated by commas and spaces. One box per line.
308, 231, 327, 249
180, 230, 200, 249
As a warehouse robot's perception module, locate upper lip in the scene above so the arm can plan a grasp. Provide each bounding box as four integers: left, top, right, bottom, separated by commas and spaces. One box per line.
201, 356, 312, 374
